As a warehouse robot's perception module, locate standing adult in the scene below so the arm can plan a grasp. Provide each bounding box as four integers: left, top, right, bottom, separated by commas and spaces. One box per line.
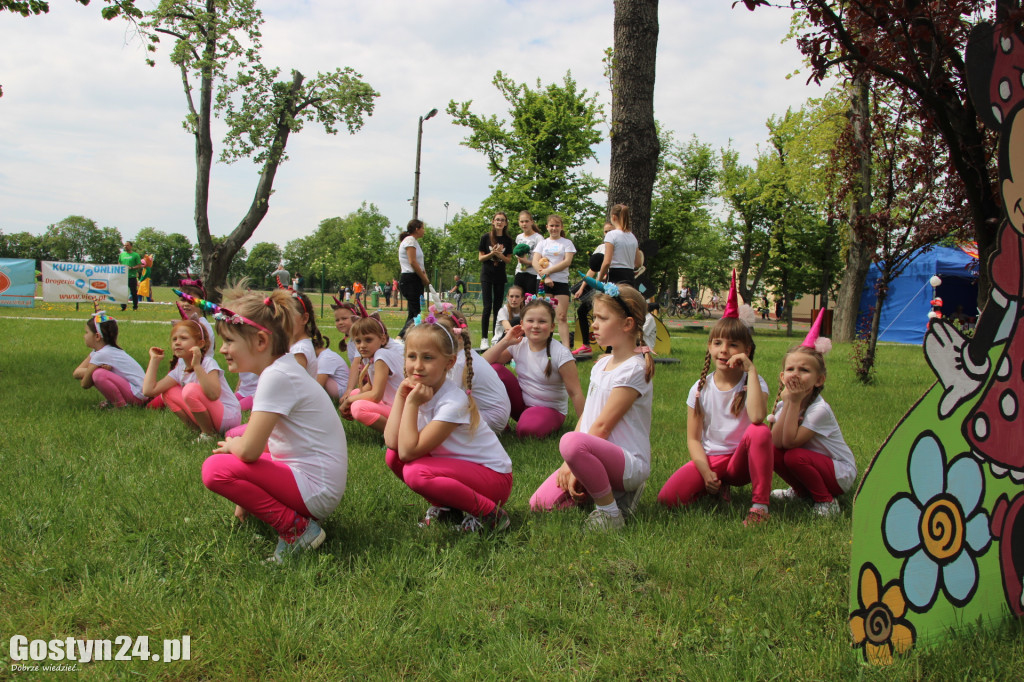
391, 279, 398, 309
513, 210, 544, 295
118, 241, 142, 311
597, 204, 641, 287
398, 219, 430, 337
478, 212, 515, 349
534, 214, 576, 348
271, 263, 290, 289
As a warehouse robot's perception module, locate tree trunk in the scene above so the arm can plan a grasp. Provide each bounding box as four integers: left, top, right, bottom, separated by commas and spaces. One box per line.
833, 73, 873, 342
608, 0, 659, 243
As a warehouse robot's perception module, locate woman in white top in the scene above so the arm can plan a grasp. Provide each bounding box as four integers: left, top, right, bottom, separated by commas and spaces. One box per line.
598, 204, 641, 287
533, 214, 577, 348
398, 219, 430, 338
513, 210, 545, 295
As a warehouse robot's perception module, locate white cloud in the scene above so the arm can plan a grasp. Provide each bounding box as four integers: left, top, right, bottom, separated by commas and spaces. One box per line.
0, 0, 828, 248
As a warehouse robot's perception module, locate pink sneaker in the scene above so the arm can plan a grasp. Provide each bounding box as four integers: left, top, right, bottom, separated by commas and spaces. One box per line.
742, 507, 769, 527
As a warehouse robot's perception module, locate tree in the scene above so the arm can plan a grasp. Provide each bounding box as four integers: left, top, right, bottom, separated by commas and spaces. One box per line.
720, 149, 772, 303
133, 227, 195, 286
244, 241, 282, 289
142, 0, 379, 301
39, 215, 123, 264
742, 0, 1000, 304
447, 71, 606, 232
0, 230, 44, 261
608, 0, 660, 243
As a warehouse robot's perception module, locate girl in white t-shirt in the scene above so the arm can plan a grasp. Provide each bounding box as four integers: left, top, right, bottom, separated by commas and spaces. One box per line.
287, 291, 320, 378
768, 320, 856, 517
513, 210, 545, 295
143, 320, 241, 437
482, 296, 584, 438
529, 284, 655, 530
384, 321, 513, 532
533, 214, 576, 347
657, 311, 774, 526
492, 285, 524, 345
73, 311, 147, 408
314, 332, 350, 401
598, 204, 641, 286
340, 316, 403, 433
203, 287, 347, 563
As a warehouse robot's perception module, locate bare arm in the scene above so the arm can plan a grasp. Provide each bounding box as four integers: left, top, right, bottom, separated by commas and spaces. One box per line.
558, 360, 586, 419
686, 406, 720, 494
214, 410, 279, 462
597, 242, 614, 281
585, 386, 639, 439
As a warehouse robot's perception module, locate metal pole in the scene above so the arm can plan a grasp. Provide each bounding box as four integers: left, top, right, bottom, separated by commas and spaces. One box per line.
411, 109, 437, 220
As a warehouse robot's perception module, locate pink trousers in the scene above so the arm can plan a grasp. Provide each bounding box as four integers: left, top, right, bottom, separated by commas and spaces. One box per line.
657, 423, 774, 507
349, 389, 392, 427
385, 448, 513, 518
163, 383, 226, 432
530, 431, 626, 510
91, 368, 146, 407
201, 452, 312, 535
491, 363, 565, 438
773, 446, 844, 503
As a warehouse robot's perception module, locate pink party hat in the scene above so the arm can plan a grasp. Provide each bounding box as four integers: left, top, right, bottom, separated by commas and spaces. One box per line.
722, 270, 739, 319
802, 308, 832, 354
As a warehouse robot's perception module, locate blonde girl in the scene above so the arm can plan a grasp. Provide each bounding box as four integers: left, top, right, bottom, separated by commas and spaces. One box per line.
529, 284, 655, 530
383, 321, 513, 532
513, 210, 544, 294
657, 299, 774, 526
73, 311, 147, 408
492, 284, 525, 345
202, 286, 347, 563
598, 204, 642, 286
314, 332, 350, 401
769, 317, 856, 517
533, 214, 576, 347
287, 291, 320, 377
339, 316, 403, 433
482, 296, 584, 438
143, 319, 241, 437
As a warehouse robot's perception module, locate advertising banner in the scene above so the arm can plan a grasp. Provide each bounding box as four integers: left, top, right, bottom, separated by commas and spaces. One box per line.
41, 261, 128, 304
0, 258, 37, 308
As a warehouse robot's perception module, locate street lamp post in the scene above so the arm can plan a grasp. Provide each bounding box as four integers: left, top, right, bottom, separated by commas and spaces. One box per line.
412, 108, 438, 220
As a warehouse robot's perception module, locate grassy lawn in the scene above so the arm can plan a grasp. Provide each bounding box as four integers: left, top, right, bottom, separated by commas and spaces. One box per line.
1, 288, 1022, 680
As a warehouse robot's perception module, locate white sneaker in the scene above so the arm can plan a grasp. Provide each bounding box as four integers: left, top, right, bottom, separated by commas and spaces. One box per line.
614, 480, 646, 517
813, 500, 841, 517
584, 508, 625, 531
771, 487, 799, 501
479, 339, 489, 350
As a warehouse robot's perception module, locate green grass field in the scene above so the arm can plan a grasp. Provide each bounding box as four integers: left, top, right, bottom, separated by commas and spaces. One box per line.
1, 289, 1022, 680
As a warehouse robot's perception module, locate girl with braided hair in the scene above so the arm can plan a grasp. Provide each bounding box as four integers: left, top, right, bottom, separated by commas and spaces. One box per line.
287, 291, 321, 378
657, 271, 773, 526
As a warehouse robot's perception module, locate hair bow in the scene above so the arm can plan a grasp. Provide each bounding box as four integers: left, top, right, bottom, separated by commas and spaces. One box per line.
173, 288, 220, 316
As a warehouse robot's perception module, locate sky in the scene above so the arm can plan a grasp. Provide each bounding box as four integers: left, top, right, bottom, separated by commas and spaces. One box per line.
0, 1, 832, 248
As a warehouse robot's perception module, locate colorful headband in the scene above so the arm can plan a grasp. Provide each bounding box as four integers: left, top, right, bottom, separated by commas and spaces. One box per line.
372, 315, 388, 337
92, 310, 113, 327
290, 291, 308, 315
433, 322, 456, 351
213, 307, 271, 335
524, 292, 555, 307
173, 289, 220, 316
179, 277, 205, 296
578, 273, 631, 315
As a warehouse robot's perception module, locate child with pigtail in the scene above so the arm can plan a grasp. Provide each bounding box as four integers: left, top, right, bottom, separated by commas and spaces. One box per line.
314, 331, 350, 401
286, 291, 321, 377
384, 319, 513, 533
202, 284, 347, 563
657, 272, 774, 526
768, 310, 856, 517
339, 316, 404, 433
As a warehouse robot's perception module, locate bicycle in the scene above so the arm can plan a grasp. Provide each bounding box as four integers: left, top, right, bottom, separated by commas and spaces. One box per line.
442, 291, 477, 317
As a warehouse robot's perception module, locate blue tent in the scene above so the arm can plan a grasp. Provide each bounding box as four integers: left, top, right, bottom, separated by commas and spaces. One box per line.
858, 246, 979, 344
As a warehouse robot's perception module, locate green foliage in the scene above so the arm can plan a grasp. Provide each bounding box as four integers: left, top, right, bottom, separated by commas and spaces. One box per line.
133, 227, 195, 285
289, 204, 393, 291
448, 71, 606, 232
38, 215, 123, 264
243, 241, 282, 289
0, 230, 44, 260
0, 0, 141, 19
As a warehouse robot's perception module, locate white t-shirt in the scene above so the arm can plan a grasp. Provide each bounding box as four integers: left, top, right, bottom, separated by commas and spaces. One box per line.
579, 355, 653, 490
507, 339, 575, 413
368, 344, 405, 406
492, 306, 521, 343
235, 372, 259, 398
254, 354, 348, 520
289, 338, 318, 378
399, 235, 424, 274
89, 345, 146, 400
686, 371, 771, 456
604, 229, 639, 270
772, 395, 857, 492
317, 347, 350, 393
167, 355, 242, 432
536, 237, 576, 284
415, 380, 512, 474
642, 314, 657, 350
450, 351, 512, 432
197, 317, 216, 359
515, 231, 544, 275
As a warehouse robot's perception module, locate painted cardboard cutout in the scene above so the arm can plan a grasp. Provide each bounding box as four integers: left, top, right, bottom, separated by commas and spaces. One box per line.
849, 13, 1024, 664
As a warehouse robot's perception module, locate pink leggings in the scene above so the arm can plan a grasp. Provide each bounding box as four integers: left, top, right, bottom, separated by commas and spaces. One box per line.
236, 393, 254, 412
530, 431, 626, 510
201, 453, 312, 535
773, 446, 844, 503
385, 448, 513, 518
657, 423, 774, 507
349, 389, 392, 427
491, 363, 566, 438
91, 368, 147, 407
163, 383, 226, 432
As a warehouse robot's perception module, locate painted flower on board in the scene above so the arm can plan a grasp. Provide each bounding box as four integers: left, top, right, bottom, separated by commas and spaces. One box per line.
850, 563, 916, 665
882, 432, 991, 610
